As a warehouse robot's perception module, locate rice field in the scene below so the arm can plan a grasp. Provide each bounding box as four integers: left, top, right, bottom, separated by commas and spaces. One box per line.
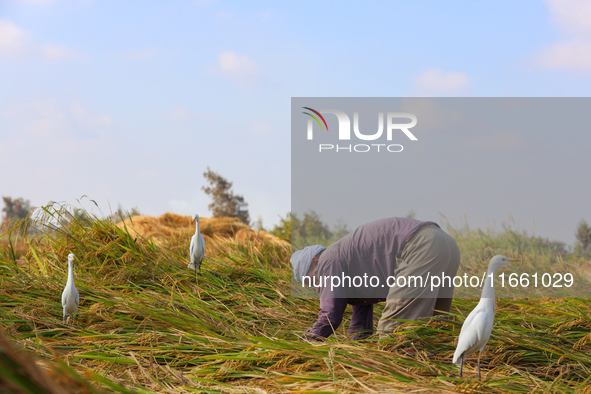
1, 207, 591, 393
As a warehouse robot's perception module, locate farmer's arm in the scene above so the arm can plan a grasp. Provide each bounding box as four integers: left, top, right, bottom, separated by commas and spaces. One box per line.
302, 247, 349, 340
303, 297, 348, 340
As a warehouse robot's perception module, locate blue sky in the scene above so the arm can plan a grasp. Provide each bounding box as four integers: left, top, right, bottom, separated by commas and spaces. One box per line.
1, 0, 590, 245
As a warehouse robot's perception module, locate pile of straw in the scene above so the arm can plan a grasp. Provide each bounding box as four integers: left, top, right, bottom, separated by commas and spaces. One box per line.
1, 207, 591, 393
117, 213, 289, 248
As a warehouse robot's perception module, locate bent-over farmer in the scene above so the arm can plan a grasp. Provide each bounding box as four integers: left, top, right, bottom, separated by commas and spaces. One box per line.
291, 217, 461, 340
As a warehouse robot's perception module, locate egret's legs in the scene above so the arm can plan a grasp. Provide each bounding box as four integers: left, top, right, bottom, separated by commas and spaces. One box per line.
459, 354, 464, 377
477, 350, 482, 381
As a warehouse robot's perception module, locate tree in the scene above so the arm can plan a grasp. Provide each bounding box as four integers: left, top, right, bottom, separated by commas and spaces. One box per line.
270, 211, 350, 247
300, 211, 332, 240
1, 196, 33, 231
575, 219, 591, 255
202, 167, 250, 225
539, 238, 568, 256
269, 212, 294, 241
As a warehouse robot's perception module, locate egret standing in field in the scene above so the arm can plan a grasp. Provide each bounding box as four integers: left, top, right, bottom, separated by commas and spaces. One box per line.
61, 253, 79, 325
187, 214, 205, 275
453, 255, 519, 380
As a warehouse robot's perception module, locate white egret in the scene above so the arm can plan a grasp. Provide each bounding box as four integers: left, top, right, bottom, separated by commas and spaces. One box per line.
61, 253, 79, 325
452, 255, 519, 380
187, 214, 205, 275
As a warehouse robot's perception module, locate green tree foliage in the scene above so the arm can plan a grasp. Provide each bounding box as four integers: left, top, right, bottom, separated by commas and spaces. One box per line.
539, 238, 568, 256
270, 211, 350, 248
575, 219, 591, 255
1, 196, 32, 231
269, 212, 297, 241
299, 211, 331, 240
202, 167, 250, 225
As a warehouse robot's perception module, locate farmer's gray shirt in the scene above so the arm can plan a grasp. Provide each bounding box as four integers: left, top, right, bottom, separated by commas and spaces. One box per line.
316, 217, 438, 300
306, 217, 438, 339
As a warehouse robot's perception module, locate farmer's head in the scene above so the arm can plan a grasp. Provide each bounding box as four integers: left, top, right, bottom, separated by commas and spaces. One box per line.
290, 245, 325, 285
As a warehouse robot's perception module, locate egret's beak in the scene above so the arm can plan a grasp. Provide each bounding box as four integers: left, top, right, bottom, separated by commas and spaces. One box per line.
503, 258, 520, 262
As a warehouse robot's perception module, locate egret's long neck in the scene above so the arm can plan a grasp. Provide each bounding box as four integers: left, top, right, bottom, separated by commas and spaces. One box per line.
480, 263, 499, 305
195, 220, 200, 234
67, 260, 74, 285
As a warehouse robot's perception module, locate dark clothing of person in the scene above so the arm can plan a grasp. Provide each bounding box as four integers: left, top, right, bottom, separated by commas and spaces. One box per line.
304, 217, 437, 340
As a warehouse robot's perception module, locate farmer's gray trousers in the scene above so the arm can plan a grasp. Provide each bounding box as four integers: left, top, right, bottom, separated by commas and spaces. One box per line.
377, 224, 461, 334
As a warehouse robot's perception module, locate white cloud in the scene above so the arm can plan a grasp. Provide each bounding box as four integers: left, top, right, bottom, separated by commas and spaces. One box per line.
0, 19, 27, 57
545, 0, 591, 34
167, 106, 191, 121
400, 97, 466, 132
40, 43, 85, 61
69, 102, 113, 127
218, 51, 254, 71
0, 98, 116, 193
247, 121, 271, 135
3, 98, 64, 137
214, 51, 260, 89
0, 18, 85, 61
2, 98, 112, 138
536, 0, 591, 73
414, 68, 470, 95
537, 41, 591, 72
94, 115, 113, 126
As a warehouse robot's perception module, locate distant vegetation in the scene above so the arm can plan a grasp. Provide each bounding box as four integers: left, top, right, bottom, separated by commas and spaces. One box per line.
1, 203, 591, 393
269, 210, 350, 249
1, 197, 33, 233
575, 219, 591, 257
202, 167, 250, 225
270, 209, 591, 262
0, 196, 140, 235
